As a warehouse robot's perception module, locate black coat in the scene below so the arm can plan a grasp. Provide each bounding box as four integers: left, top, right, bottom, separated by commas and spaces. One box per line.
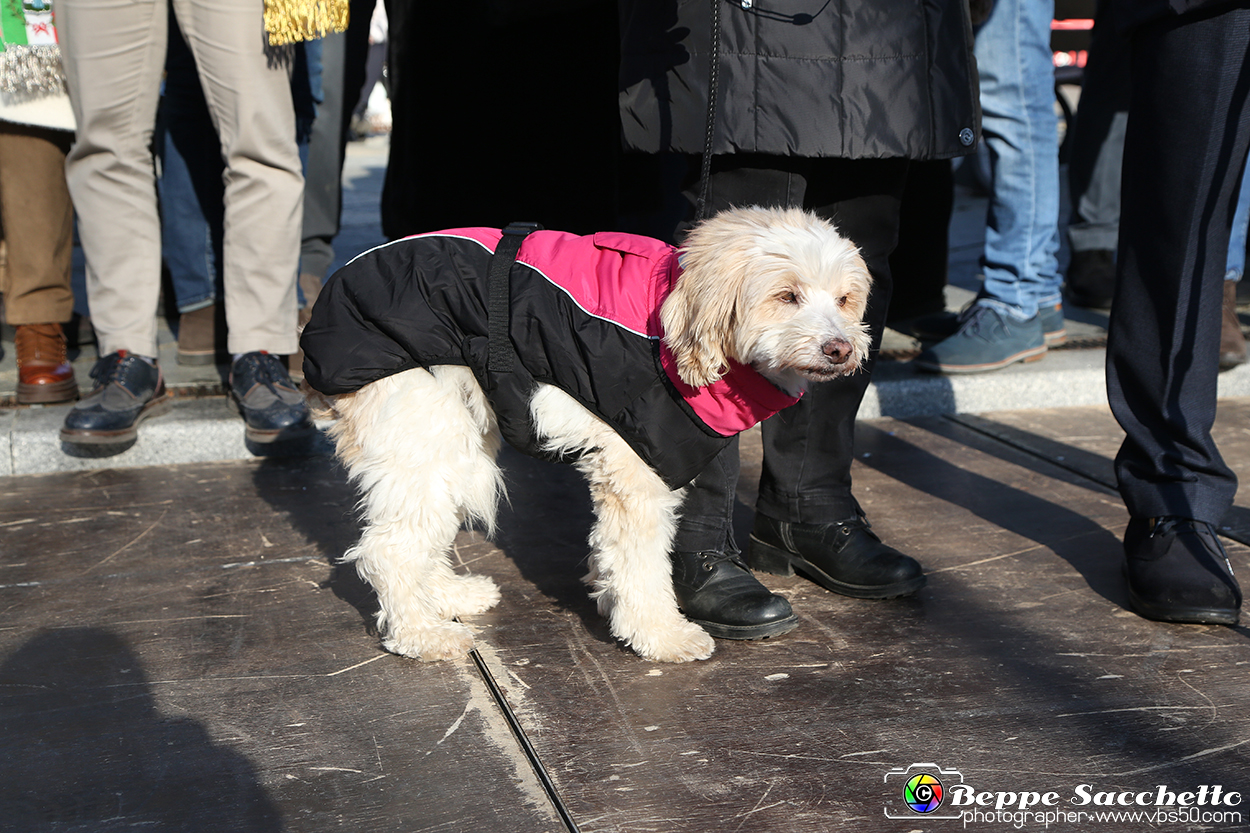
300, 229, 801, 490
618, 0, 981, 160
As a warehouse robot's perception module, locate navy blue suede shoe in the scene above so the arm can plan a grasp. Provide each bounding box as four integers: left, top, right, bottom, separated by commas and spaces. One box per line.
60, 351, 172, 445
912, 301, 1066, 346
229, 351, 313, 443
1124, 517, 1241, 625
911, 304, 1046, 373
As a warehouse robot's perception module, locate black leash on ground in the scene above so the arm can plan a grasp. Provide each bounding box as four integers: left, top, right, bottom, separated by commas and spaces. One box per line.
695, 0, 723, 223
487, 221, 542, 375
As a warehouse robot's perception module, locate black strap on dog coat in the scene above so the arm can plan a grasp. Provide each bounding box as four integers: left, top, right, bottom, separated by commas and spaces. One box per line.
487, 222, 542, 375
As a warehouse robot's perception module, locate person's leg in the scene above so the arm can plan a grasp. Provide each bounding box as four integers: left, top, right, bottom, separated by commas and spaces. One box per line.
57, 0, 168, 359
158, 12, 228, 365
1227, 150, 1250, 282
975, 0, 1062, 318
664, 155, 819, 639
886, 159, 952, 324
669, 153, 810, 555
0, 123, 74, 327
175, 0, 311, 443
301, 31, 345, 285
745, 157, 925, 598
915, 0, 1061, 373
754, 159, 904, 523
1221, 148, 1250, 367
175, 0, 304, 358
58, 0, 173, 445
0, 122, 78, 404
1065, 0, 1130, 310
1108, 6, 1250, 624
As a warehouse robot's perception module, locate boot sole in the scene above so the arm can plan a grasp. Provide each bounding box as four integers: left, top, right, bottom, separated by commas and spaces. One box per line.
685, 613, 800, 641
59, 394, 174, 445
177, 349, 226, 366
1124, 568, 1240, 626
747, 536, 927, 600
243, 421, 317, 444
227, 394, 316, 444
18, 377, 80, 405
912, 346, 1047, 374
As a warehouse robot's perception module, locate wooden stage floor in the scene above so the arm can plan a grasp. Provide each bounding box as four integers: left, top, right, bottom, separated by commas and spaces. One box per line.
3, 403, 1249, 833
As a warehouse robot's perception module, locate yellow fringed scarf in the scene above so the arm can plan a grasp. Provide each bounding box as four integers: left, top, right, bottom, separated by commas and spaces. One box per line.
263, 0, 349, 46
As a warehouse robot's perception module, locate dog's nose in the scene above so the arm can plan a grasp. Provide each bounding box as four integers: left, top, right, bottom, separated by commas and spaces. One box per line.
822, 339, 852, 364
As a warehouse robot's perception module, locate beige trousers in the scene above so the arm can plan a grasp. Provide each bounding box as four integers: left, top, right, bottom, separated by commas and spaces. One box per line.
0, 122, 75, 326
58, 0, 304, 357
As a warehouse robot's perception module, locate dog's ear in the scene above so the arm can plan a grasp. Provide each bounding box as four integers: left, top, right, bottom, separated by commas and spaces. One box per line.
660, 278, 735, 387
660, 217, 751, 388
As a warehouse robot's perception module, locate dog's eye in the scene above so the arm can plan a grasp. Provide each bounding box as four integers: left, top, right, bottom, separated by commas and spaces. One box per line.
836, 295, 849, 307
780, 291, 798, 304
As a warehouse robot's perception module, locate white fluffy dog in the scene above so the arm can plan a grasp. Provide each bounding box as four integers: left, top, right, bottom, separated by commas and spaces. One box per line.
307, 206, 872, 663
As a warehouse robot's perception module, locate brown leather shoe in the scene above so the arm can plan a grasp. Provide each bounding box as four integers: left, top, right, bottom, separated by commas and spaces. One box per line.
1220, 280, 1246, 370
15, 322, 78, 404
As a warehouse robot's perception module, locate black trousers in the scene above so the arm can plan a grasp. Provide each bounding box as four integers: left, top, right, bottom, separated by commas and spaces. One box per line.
670, 155, 910, 551
1107, 5, 1250, 525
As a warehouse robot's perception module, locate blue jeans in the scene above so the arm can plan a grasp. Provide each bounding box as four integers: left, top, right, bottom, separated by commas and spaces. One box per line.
158, 13, 222, 314
159, 18, 320, 315
973, 0, 1063, 321
1226, 150, 1250, 281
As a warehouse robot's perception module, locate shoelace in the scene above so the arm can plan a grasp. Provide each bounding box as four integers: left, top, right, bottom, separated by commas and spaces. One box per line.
234, 352, 289, 393
699, 551, 750, 572
14, 325, 66, 365
89, 351, 138, 386
1150, 516, 1238, 577
953, 304, 1003, 341
830, 513, 881, 542
1149, 516, 1221, 538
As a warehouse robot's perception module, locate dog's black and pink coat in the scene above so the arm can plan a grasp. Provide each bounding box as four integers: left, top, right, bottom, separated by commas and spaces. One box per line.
301, 229, 801, 488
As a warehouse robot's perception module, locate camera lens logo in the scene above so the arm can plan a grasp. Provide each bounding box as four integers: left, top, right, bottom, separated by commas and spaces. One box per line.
903, 772, 944, 814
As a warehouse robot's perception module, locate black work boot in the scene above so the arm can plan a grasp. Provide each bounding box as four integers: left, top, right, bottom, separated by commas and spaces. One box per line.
747, 513, 926, 599
670, 551, 798, 640
1124, 516, 1241, 625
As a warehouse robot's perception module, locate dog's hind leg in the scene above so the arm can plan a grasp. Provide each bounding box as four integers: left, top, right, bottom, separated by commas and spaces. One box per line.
530, 386, 715, 662
326, 367, 503, 660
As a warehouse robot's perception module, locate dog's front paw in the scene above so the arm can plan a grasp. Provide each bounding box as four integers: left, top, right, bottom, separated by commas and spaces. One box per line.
632, 620, 716, 663
382, 620, 476, 661
446, 574, 501, 618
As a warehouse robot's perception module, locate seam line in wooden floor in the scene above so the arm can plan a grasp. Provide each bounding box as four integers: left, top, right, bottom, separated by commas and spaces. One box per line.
469, 645, 582, 833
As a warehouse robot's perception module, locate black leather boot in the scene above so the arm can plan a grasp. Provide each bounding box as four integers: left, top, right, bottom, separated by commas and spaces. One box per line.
747, 513, 926, 599
670, 551, 798, 640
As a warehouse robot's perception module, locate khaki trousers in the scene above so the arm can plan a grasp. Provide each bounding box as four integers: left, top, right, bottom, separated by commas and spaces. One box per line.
58, 0, 304, 357
0, 122, 75, 325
